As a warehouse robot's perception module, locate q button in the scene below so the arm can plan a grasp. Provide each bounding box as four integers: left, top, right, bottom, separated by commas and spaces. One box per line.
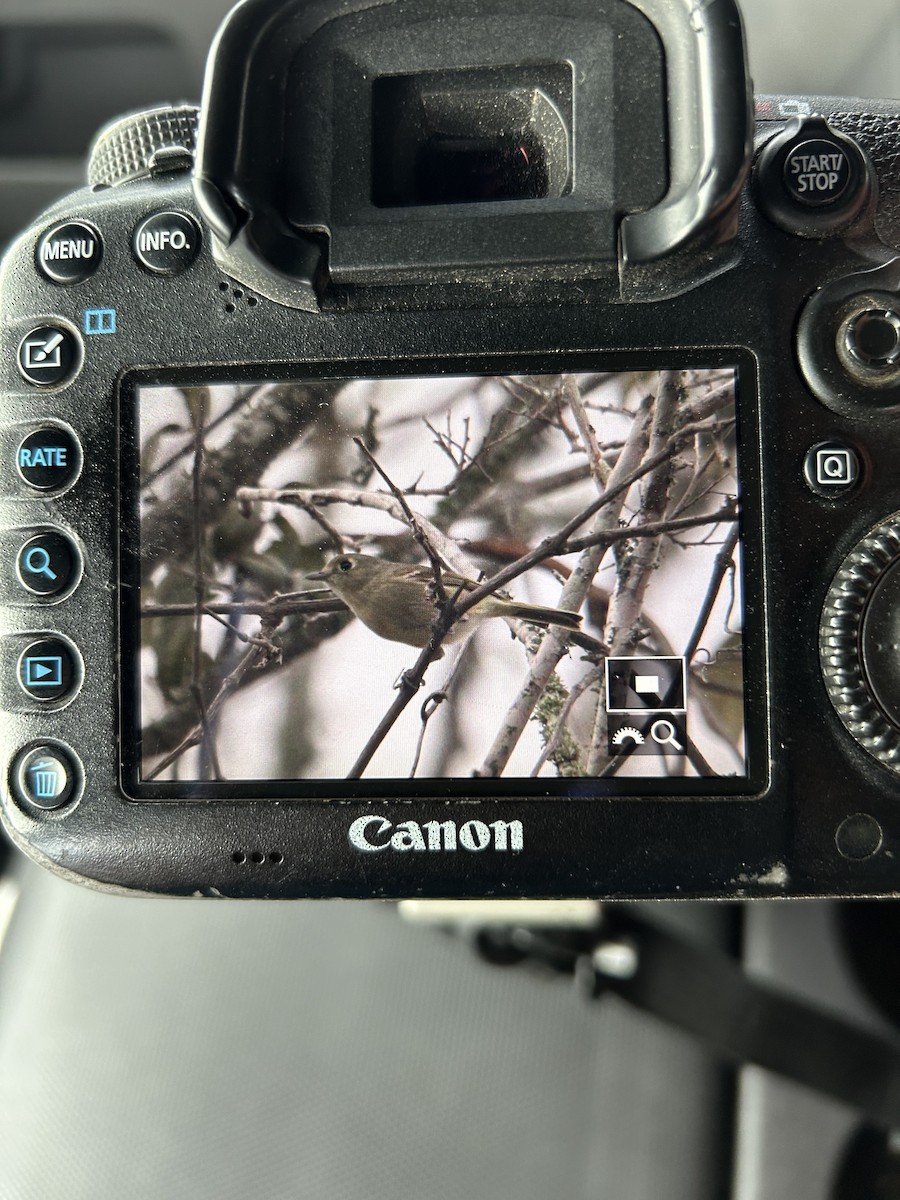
16, 532, 81, 599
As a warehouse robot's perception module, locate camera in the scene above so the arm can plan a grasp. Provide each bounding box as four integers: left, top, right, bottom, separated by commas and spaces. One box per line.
0, 0, 899, 899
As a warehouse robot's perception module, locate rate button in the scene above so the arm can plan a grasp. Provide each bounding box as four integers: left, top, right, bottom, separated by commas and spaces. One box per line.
16, 427, 82, 492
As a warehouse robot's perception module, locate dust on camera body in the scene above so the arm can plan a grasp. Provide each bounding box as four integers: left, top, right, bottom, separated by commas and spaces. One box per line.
1, 0, 899, 899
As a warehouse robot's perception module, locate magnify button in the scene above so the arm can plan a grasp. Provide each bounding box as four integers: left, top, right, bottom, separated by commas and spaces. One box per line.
650, 718, 685, 752
25, 547, 56, 580
16, 532, 80, 597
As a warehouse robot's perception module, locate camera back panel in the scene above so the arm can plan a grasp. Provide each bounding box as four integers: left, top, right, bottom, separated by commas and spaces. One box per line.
1, 0, 900, 898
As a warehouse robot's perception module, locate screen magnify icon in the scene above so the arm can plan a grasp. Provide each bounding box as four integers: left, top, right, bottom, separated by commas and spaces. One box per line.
23, 546, 58, 580
649, 719, 684, 751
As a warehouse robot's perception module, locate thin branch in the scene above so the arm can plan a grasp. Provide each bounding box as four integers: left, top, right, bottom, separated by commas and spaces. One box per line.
346, 643, 443, 779
145, 627, 280, 780
236, 485, 476, 577
143, 386, 260, 488
353, 436, 450, 607
445, 410, 734, 629
683, 524, 742, 666
564, 374, 610, 493
530, 669, 601, 777
476, 394, 654, 777
586, 371, 681, 774
560, 506, 738, 556
190, 398, 222, 781
141, 592, 347, 620
295, 502, 347, 551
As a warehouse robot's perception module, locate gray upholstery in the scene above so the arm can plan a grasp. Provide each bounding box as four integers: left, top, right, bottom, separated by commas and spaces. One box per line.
0, 857, 728, 1200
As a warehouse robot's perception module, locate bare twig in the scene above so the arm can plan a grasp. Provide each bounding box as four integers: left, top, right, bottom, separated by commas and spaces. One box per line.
530, 669, 601, 777
560, 506, 738, 555
346, 642, 443, 779
236, 485, 475, 577
586, 371, 681, 774
353, 436, 450, 607
143, 385, 261, 488
145, 624, 281, 781
476, 394, 654, 777
141, 592, 347, 620
683, 523, 742, 666
564, 374, 610, 493
189, 398, 222, 781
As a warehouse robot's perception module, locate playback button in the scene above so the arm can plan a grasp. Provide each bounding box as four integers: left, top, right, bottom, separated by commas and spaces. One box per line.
17, 637, 82, 703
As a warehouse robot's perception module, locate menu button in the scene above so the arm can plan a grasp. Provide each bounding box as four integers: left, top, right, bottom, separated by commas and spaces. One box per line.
36, 221, 103, 285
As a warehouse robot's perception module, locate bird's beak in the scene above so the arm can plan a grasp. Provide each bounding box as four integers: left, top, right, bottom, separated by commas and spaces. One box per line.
307, 568, 329, 581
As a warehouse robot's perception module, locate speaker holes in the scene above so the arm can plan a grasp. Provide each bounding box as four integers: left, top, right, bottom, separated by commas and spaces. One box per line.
218, 282, 261, 314
232, 849, 284, 867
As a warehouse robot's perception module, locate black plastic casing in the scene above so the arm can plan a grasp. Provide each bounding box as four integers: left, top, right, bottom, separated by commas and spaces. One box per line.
2, 0, 900, 898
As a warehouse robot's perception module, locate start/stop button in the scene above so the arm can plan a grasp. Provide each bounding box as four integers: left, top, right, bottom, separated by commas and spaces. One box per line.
756, 115, 872, 237
782, 139, 852, 207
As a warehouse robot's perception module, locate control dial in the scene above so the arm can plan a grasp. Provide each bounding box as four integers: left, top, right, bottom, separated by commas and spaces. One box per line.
821, 514, 900, 771
87, 105, 200, 188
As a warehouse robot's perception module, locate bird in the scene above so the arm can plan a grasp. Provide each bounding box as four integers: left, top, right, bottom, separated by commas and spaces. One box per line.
307, 552, 583, 650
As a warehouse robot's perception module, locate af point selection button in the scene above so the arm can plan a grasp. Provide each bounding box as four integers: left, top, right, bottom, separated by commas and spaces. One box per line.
132, 211, 201, 274
36, 221, 103, 285
844, 308, 900, 370
12, 744, 81, 810
16, 427, 82, 492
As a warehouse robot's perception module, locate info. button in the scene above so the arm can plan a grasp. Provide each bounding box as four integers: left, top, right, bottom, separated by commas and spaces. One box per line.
132, 211, 201, 275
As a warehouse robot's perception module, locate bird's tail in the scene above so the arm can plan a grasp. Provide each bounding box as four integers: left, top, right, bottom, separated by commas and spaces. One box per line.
507, 603, 582, 630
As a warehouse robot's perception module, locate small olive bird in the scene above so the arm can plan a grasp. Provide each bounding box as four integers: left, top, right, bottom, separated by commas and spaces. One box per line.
308, 553, 582, 650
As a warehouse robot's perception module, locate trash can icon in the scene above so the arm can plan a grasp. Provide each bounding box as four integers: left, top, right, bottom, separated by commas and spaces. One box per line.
27, 757, 65, 801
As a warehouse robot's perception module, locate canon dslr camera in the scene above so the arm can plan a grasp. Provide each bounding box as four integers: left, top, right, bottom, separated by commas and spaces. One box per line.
0, 0, 899, 898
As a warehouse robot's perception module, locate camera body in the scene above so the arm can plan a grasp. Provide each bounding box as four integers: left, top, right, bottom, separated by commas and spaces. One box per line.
1, 0, 900, 898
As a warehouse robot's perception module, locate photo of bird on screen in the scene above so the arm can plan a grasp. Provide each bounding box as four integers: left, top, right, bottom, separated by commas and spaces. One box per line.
135, 370, 744, 784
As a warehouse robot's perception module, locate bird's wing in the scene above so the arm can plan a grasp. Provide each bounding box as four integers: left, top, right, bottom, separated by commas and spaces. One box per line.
400, 563, 478, 593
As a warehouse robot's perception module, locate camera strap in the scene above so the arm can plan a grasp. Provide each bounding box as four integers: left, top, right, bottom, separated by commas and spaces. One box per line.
471, 908, 900, 1129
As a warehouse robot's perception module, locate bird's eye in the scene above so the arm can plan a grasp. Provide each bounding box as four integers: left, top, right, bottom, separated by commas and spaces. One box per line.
338, 558, 353, 572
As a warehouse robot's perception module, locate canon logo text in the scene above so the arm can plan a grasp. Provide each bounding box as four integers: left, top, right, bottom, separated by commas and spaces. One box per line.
348, 816, 524, 853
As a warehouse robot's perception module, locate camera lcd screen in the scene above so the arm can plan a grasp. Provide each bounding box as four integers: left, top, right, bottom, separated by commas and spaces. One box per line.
127, 367, 752, 796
